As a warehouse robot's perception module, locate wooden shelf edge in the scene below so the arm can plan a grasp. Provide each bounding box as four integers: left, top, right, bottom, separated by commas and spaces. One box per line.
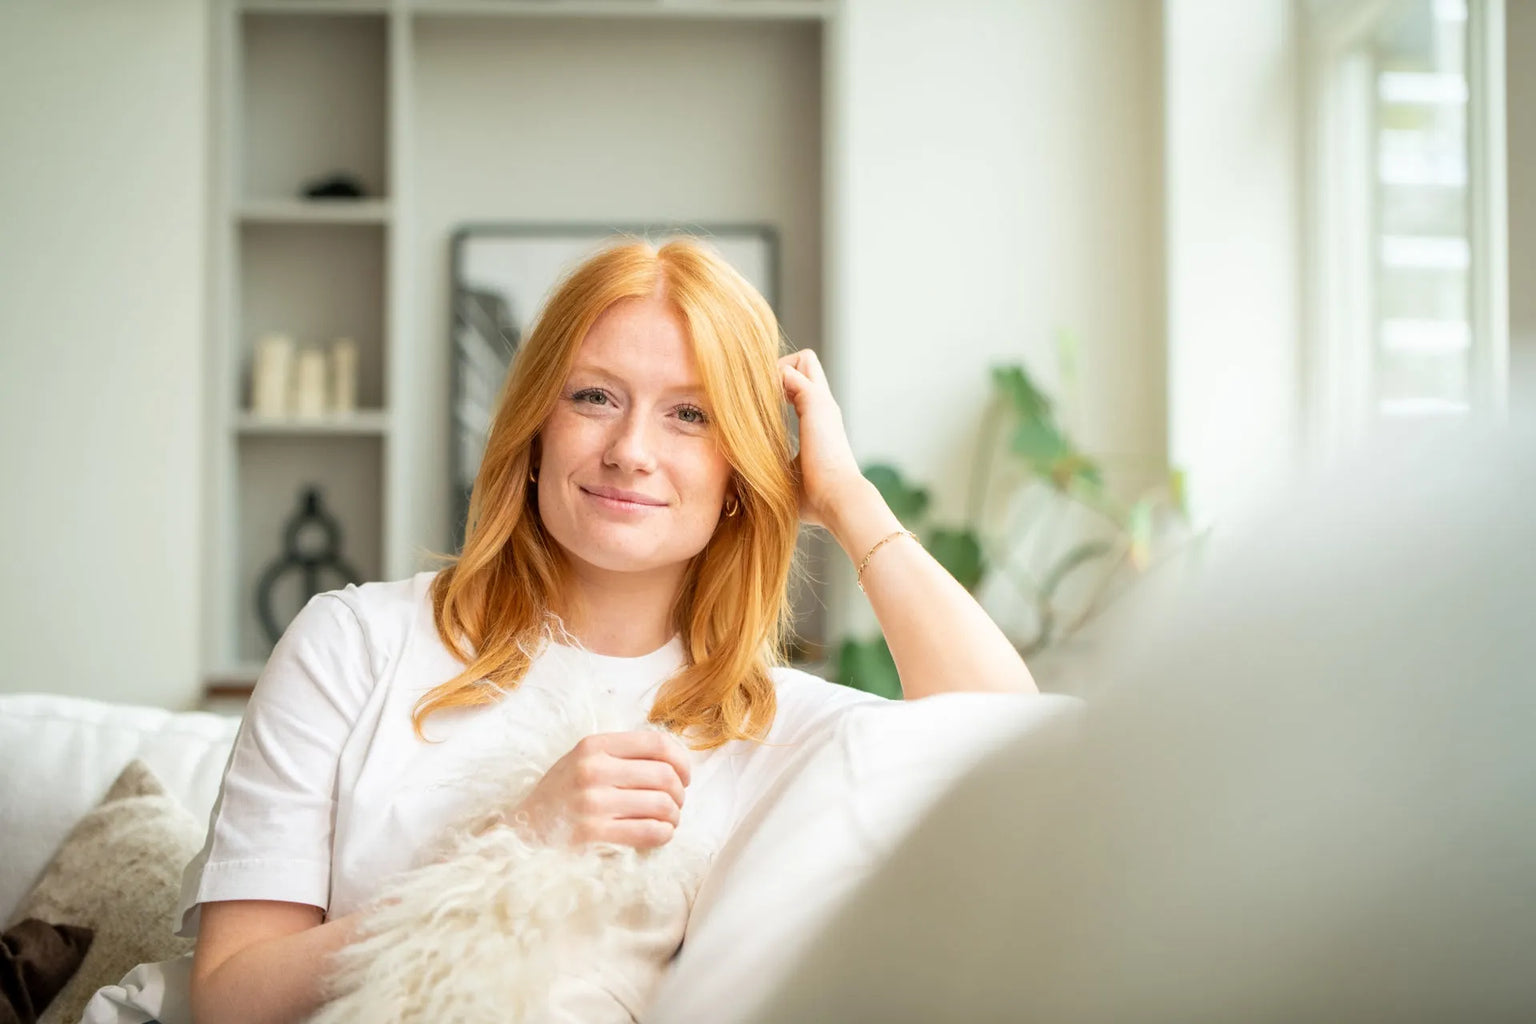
204, 661, 265, 694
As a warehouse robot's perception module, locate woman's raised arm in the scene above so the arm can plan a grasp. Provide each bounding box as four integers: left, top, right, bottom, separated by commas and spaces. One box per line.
780, 349, 1037, 701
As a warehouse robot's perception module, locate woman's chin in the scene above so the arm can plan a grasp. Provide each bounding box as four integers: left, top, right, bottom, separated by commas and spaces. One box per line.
564, 540, 684, 578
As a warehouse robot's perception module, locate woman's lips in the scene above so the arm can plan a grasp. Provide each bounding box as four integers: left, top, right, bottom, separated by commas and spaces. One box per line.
581, 486, 666, 512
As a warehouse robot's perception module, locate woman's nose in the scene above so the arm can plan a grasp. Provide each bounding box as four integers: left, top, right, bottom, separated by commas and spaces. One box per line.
604, 411, 658, 473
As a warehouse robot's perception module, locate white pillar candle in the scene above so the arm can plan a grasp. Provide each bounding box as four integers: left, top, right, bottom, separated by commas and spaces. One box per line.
252, 333, 293, 418
293, 347, 328, 419
329, 336, 359, 414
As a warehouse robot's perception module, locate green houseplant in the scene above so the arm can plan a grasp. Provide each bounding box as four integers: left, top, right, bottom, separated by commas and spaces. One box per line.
835, 356, 1189, 698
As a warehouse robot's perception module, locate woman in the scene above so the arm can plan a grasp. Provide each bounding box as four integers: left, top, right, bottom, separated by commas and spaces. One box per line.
181, 238, 1036, 1023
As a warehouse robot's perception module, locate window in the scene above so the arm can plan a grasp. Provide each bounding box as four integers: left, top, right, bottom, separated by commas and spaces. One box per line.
1305, 0, 1507, 453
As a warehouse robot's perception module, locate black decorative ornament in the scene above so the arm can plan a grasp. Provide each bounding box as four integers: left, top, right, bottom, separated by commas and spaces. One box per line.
302, 172, 367, 199
256, 486, 362, 645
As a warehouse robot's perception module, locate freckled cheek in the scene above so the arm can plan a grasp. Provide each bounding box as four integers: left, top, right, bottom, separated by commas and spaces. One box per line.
673, 459, 732, 518
543, 417, 608, 474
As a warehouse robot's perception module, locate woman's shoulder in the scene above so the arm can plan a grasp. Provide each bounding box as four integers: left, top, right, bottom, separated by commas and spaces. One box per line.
279, 571, 441, 684
323, 570, 437, 629
763, 663, 889, 743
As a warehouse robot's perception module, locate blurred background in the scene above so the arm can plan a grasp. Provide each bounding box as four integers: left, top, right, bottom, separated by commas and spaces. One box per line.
0, 0, 1528, 712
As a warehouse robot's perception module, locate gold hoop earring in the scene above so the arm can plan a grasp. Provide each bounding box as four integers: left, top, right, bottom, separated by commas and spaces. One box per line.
528, 464, 538, 484
725, 495, 740, 517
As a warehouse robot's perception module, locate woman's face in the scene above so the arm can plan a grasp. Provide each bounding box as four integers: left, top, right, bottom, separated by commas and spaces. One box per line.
536, 293, 733, 582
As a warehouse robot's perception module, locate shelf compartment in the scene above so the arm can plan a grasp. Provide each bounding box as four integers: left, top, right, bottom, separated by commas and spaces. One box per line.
241, 11, 389, 203
239, 222, 387, 411
234, 434, 384, 663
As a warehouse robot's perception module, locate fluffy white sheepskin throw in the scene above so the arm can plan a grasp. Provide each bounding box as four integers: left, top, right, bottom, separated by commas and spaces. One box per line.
307, 677, 715, 1024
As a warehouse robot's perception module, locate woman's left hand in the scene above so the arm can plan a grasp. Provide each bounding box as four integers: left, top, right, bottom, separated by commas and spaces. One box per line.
780, 349, 865, 531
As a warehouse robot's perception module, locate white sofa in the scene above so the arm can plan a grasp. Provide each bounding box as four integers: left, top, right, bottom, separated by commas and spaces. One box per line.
0, 688, 1080, 1023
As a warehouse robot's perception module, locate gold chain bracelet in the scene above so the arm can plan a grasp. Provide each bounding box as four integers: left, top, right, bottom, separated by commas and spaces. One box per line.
855, 529, 917, 592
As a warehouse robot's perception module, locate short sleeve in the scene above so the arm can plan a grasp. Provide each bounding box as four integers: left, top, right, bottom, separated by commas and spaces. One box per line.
764, 667, 889, 747
724, 667, 888, 830
175, 593, 376, 938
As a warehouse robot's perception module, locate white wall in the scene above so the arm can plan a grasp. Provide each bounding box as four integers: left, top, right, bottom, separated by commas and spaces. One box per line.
0, 0, 1173, 696
0, 1, 207, 708
1163, 0, 1303, 528
1509, 0, 1535, 403
826, 0, 1166, 637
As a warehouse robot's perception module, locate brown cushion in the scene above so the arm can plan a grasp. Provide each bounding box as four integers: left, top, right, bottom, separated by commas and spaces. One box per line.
0, 918, 93, 1024
10, 760, 203, 1024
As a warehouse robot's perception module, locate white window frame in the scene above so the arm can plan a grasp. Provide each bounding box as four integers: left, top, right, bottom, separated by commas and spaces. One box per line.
1302, 0, 1508, 462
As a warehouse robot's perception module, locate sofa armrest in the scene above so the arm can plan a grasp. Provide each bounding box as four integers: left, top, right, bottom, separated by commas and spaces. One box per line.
647, 691, 1082, 1024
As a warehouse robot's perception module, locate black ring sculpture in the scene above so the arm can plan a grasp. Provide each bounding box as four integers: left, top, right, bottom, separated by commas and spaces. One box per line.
256, 486, 362, 646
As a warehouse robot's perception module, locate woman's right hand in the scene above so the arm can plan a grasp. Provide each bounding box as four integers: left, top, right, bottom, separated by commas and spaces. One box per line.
508, 730, 692, 849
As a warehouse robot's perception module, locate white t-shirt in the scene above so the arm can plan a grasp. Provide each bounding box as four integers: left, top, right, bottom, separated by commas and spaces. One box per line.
175, 571, 884, 937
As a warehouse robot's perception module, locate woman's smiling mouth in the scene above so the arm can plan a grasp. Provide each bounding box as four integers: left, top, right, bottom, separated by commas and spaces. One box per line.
580, 485, 668, 512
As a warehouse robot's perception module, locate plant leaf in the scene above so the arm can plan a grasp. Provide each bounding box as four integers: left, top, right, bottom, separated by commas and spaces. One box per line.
835, 636, 903, 699
991, 364, 1053, 422
1010, 420, 1069, 464
862, 463, 930, 527
927, 527, 986, 592
1052, 452, 1105, 494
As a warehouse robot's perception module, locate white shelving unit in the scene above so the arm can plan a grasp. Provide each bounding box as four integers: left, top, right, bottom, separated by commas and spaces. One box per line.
203, 0, 833, 691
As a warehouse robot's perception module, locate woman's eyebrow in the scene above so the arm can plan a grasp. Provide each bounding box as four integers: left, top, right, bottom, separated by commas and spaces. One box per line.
568, 365, 623, 387
568, 365, 706, 399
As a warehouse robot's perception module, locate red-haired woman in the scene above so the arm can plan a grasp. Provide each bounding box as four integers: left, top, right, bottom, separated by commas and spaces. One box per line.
181, 238, 1036, 1023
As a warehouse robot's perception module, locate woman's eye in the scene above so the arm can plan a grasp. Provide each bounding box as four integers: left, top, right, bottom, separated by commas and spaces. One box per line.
677, 405, 709, 426
571, 388, 609, 406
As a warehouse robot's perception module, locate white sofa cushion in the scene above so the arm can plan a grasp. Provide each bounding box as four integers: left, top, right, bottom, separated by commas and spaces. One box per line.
646, 691, 1082, 1024
0, 694, 239, 923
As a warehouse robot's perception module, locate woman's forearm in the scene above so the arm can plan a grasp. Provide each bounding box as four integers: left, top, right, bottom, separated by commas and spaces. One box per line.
829, 478, 1037, 700
191, 911, 360, 1024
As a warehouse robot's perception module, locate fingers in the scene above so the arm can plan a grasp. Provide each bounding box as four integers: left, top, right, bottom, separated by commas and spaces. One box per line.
569, 783, 682, 849
580, 730, 692, 787
610, 758, 687, 809
799, 348, 827, 385
778, 348, 827, 387
547, 731, 695, 850
603, 787, 683, 826
780, 351, 833, 415
594, 818, 677, 850
781, 362, 811, 404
